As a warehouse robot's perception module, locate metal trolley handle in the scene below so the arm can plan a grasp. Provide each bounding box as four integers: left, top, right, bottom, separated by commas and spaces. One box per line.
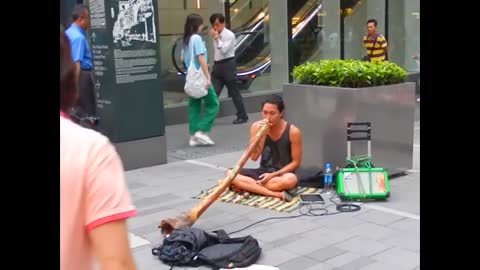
347, 122, 371, 158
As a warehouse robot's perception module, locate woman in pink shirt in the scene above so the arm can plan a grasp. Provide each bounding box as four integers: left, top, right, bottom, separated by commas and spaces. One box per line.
60, 26, 137, 270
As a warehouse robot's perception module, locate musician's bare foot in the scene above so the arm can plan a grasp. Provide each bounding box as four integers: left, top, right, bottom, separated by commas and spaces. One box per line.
229, 184, 244, 193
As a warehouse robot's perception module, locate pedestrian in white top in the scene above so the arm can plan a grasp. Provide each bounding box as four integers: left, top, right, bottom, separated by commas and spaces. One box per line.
209, 13, 248, 125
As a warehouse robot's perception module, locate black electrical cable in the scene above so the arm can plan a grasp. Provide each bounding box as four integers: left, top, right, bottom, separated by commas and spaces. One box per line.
227, 192, 361, 235
329, 192, 362, 212
336, 203, 361, 212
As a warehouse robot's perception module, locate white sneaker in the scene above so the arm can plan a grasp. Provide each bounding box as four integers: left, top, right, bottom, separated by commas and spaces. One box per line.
194, 131, 215, 145
189, 136, 201, 146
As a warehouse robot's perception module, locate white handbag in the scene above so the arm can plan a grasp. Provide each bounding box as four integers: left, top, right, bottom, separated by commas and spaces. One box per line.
184, 37, 208, 99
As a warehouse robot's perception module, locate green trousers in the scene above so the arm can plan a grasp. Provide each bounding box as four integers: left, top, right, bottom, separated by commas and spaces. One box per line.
188, 85, 220, 135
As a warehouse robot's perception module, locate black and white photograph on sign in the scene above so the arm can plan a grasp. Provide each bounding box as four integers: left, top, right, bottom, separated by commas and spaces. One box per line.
112, 0, 156, 49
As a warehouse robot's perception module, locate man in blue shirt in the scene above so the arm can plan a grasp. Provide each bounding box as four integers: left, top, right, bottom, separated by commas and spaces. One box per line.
65, 4, 97, 127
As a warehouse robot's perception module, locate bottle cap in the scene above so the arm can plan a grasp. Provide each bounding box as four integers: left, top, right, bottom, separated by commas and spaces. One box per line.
326, 163, 331, 169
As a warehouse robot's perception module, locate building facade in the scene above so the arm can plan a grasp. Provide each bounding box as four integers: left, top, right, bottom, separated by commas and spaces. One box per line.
61, 0, 420, 125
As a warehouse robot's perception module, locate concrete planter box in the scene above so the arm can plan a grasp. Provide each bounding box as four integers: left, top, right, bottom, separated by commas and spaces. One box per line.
283, 82, 416, 176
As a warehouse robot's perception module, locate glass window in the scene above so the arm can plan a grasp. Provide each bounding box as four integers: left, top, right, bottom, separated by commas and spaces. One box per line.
127, 0, 419, 108
157, 0, 214, 107
230, 0, 272, 95
319, 0, 341, 60
160, 0, 345, 104
388, 0, 420, 72
291, 0, 341, 65
343, 0, 385, 61
159, 0, 276, 106
230, 0, 267, 30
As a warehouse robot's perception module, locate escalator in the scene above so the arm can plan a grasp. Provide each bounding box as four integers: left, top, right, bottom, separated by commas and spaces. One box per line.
169, 0, 323, 92
232, 0, 322, 89
229, 0, 268, 32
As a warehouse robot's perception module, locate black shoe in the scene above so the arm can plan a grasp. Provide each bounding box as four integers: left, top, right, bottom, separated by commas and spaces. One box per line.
282, 191, 294, 202
286, 186, 299, 196
232, 118, 248, 124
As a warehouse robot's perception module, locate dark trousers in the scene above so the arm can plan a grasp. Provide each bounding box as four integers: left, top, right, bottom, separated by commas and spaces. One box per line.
76, 70, 97, 117
211, 58, 247, 119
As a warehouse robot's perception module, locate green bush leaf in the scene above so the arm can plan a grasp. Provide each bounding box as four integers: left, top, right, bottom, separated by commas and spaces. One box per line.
291, 59, 408, 88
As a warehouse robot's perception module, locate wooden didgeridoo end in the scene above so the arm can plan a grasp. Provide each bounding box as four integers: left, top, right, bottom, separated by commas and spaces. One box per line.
158, 212, 194, 235
158, 122, 270, 236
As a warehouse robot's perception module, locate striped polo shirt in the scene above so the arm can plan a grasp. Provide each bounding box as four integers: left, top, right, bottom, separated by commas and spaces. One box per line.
363, 33, 387, 62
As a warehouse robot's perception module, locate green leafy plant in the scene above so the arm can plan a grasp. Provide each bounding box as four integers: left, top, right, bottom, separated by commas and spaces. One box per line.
291, 59, 408, 88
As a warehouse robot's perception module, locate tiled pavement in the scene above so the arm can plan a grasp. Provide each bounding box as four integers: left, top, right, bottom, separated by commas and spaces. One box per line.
125, 106, 420, 270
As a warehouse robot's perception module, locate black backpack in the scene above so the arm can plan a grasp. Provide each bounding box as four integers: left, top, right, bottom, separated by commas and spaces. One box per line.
152, 228, 261, 269
194, 230, 262, 269
151, 228, 217, 268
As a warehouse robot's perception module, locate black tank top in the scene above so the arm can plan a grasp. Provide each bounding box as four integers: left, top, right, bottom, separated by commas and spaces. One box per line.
260, 123, 292, 171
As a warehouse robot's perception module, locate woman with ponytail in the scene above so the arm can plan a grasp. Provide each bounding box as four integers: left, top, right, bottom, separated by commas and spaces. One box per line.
182, 14, 219, 146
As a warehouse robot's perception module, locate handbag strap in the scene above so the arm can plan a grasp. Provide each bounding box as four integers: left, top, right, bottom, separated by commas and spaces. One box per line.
188, 35, 196, 69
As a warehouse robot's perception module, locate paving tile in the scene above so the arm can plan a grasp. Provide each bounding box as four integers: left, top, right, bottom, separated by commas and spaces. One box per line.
216, 218, 272, 236
269, 234, 302, 248
136, 200, 191, 217
132, 245, 170, 270
346, 222, 397, 241
386, 218, 420, 234
133, 193, 182, 208
227, 221, 276, 237
298, 227, 357, 246
194, 213, 247, 231
332, 256, 376, 270
127, 181, 147, 190
278, 256, 320, 270
371, 247, 419, 269
130, 221, 160, 236
306, 246, 347, 262
255, 248, 300, 266
324, 252, 362, 267
354, 210, 405, 226
209, 201, 260, 216
302, 262, 334, 270
257, 239, 276, 252
128, 209, 180, 229
253, 228, 297, 244
278, 235, 330, 256
252, 218, 319, 243
333, 236, 393, 256
142, 231, 164, 246
358, 261, 411, 270
129, 232, 150, 249
304, 210, 369, 231
118, 116, 420, 270
377, 231, 419, 252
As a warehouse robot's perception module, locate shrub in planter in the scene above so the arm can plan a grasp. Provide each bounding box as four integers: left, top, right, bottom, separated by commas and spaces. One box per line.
291, 59, 408, 88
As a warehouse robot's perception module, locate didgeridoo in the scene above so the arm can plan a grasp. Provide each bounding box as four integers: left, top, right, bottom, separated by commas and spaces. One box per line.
158, 121, 270, 235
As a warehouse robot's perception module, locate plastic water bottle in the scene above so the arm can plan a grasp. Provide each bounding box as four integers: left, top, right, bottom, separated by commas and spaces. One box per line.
323, 163, 333, 194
